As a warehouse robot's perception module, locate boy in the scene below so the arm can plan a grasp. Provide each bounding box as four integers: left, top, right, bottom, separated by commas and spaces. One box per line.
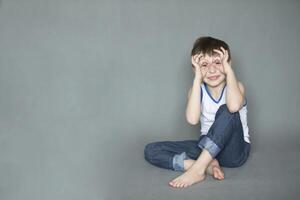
144, 36, 251, 188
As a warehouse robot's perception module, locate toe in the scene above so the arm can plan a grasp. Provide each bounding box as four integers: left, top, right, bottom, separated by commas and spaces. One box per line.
177, 181, 182, 188
218, 174, 224, 180
169, 178, 178, 186
219, 172, 224, 178
173, 181, 179, 188
218, 173, 223, 179
172, 182, 178, 188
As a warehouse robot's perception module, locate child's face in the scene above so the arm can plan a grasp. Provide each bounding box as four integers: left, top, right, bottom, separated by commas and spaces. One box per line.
199, 53, 226, 87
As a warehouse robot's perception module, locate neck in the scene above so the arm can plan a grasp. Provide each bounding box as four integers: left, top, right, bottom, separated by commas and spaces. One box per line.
205, 81, 226, 97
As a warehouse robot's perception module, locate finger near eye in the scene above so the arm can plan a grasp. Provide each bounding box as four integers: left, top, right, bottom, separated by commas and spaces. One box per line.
198, 55, 203, 62
213, 49, 223, 56
193, 55, 198, 62
213, 48, 222, 53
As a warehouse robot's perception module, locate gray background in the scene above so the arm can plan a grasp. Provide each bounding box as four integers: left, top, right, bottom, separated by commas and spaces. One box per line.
0, 0, 300, 199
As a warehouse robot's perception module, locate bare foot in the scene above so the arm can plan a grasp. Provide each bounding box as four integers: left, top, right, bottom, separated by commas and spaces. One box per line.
206, 159, 225, 180
184, 159, 224, 180
183, 159, 195, 171
169, 166, 206, 188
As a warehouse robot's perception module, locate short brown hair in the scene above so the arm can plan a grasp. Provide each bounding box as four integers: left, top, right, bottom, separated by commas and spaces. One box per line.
191, 36, 231, 62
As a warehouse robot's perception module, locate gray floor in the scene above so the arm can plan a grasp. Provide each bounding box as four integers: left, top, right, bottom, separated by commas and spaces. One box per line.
103, 134, 300, 200
0, 130, 299, 200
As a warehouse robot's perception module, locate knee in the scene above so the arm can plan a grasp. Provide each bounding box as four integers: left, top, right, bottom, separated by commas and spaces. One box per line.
144, 142, 157, 162
215, 104, 231, 117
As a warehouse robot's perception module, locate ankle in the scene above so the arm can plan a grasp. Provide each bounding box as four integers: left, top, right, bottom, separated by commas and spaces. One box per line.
183, 159, 195, 170
191, 164, 206, 175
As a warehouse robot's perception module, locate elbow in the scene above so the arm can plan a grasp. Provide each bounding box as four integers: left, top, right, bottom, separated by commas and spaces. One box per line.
226, 104, 241, 113
186, 116, 199, 125
226, 98, 244, 113
228, 107, 239, 113
188, 120, 199, 125
187, 120, 199, 125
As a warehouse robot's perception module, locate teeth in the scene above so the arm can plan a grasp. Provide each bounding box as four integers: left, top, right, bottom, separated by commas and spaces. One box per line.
209, 76, 218, 80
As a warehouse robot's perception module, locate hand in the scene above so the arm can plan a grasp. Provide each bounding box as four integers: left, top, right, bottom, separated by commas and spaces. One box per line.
191, 53, 206, 82
213, 47, 232, 75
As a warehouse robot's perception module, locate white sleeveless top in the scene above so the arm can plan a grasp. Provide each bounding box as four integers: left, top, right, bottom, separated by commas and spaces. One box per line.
200, 83, 250, 143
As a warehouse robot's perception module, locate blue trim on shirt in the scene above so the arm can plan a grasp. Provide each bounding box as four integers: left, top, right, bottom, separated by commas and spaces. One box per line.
204, 82, 227, 104
200, 86, 203, 102
243, 97, 247, 107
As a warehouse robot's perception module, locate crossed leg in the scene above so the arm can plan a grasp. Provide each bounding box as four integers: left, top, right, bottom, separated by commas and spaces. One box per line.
169, 149, 215, 188
183, 158, 224, 180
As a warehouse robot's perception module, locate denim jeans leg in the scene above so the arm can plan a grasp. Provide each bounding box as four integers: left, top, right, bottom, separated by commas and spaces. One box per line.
216, 135, 251, 167
213, 105, 251, 167
173, 152, 190, 171
198, 104, 245, 160
144, 140, 201, 171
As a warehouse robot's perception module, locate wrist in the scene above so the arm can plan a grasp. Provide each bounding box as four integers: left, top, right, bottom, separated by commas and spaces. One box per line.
194, 75, 202, 83
193, 77, 202, 85
224, 64, 233, 75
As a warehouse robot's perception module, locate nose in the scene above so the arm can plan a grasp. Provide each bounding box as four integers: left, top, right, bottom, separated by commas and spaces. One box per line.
208, 64, 217, 73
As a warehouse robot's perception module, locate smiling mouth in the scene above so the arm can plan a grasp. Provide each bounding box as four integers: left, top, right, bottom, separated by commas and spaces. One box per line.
208, 75, 220, 80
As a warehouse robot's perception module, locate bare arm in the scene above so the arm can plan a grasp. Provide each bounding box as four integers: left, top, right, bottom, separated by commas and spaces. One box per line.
225, 69, 245, 112
185, 79, 202, 125
186, 53, 205, 125
213, 47, 245, 113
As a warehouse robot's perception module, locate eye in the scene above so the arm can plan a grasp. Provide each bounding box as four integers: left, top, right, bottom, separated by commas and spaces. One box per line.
201, 63, 207, 67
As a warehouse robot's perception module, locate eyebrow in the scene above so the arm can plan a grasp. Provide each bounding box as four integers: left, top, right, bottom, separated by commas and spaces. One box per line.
201, 58, 220, 63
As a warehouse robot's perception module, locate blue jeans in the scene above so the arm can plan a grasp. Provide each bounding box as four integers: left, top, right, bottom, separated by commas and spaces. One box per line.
144, 104, 251, 172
